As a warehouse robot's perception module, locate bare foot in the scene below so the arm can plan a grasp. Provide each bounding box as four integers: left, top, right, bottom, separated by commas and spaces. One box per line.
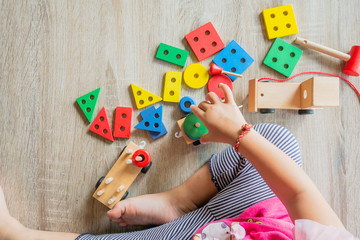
0, 186, 28, 240
107, 188, 197, 227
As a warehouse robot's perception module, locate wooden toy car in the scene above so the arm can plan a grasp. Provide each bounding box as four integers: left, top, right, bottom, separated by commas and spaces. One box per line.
248, 77, 339, 114
177, 113, 206, 146
93, 141, 152, 209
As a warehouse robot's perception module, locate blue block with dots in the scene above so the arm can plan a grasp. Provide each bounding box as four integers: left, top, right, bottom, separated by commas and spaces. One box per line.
179, 96, 195, 114
140, 106, 167, 140
135, 105, 163, 133
213, 40, 254, 81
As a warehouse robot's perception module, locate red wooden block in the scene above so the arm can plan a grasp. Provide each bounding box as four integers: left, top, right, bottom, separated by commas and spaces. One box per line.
89, 107, 114, 142
207, 74, 233, 99
185, 22, 225, 62
113, 107, 132, 138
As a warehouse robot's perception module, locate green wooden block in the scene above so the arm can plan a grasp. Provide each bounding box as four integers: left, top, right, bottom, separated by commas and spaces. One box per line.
76, 88, 100, 122
156, 43, 189, 67
263, 38, 302, 77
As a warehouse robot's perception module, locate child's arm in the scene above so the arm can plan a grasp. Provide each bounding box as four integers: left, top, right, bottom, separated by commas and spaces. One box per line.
190, 83, 344, 227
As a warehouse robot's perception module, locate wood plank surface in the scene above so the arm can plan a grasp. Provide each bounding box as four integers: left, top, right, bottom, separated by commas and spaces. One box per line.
0, 0, 359, 236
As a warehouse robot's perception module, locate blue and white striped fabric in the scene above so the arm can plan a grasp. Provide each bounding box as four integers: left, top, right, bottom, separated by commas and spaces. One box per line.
76, 123, 302, 240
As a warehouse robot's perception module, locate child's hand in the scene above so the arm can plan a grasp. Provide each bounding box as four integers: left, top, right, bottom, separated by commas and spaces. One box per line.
190, 83, 247, 145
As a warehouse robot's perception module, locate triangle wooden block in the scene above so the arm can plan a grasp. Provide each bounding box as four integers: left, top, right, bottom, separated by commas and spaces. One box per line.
89, 107, 114, 142
131, 84, 162, 109
135, 105, 163, 133
76, 88, 101, 122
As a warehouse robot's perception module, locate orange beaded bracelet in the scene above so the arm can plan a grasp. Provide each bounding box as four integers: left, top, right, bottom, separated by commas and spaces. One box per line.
234, 124, 253, 152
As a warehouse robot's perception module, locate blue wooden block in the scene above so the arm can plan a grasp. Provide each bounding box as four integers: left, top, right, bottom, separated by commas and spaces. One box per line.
140, 106, 167, 140
213, 40, 254, 81
135, 105, 163, 133
179, 96, 195, 114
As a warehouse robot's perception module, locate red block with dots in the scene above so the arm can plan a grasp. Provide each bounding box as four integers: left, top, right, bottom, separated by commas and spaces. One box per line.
113, 107, 132, 139
185, 22, 225, 62
89, 107, 114, 142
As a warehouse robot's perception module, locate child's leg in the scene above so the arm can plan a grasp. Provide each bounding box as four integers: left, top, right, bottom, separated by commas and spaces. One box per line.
206, 123, 302, 220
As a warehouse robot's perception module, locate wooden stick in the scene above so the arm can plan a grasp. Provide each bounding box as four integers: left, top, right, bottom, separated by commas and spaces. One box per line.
222, 70, 243, 78
295, 37, 350, 61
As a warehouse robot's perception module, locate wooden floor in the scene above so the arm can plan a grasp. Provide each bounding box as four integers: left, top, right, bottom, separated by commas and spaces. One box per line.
1, 0, 359, 236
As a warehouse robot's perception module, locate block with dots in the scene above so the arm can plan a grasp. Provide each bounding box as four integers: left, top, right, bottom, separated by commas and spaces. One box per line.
263, 38, 303, 77
131, 84, 162, 109
185, 22, 225, 62
155, 43, 189, 67
76, 88, 100, 122
163, 71, 182, 103
213, 40, 254, 81
113, 107, 132, 139
140, 106, 167, 140
135, 105, 163, 133
262, 4, 298, 39
89, 107, 114, 142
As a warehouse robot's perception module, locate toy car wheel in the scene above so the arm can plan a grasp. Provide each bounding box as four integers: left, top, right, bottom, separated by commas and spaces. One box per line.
118, 145, 127, 158
259, 109, 275, 114
95, 176, 105, 189
141, 161, 152, 174
298, 109, 314, 115
193, 140, 201, 146
121, 191, 129, 201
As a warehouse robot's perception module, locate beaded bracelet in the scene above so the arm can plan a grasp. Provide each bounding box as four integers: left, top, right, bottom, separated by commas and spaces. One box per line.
234, 124, 253, 152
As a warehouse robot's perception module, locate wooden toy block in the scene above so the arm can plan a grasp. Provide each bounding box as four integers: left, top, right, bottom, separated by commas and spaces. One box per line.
185, 22, 225, 62
262, 4, 298, 39
248, 77, 339, 113
209, 63, 243, 78
135, 105, 163, 133
113, 107, 132, 139
183, 63, 209, 89
76, 88, 101, 122
207, 74, 233, 99
179, 96, 195, 114
155, 43, 189, 67
177, 117, 196, 144
263, 38, 303, 77
140, 106, 167, 140
163, 71, 182, 103
131, 84, 162, 109
183, 113, 208, 140
93, 141, 151, 208
213, 40, 254, 81
89, 107, 114, 142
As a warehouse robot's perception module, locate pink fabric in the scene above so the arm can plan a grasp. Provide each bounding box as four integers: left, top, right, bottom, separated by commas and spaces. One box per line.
192, 197, 294, 240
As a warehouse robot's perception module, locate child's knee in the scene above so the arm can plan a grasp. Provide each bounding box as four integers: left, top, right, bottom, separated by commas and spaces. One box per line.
254, 123, 302, 167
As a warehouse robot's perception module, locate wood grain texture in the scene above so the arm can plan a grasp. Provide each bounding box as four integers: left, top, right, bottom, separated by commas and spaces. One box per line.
0, 0, 359, 236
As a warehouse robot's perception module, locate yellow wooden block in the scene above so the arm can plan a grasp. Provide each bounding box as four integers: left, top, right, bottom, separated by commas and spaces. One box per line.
262, 5, 298, 39
163, 71, 182, 103
183, 63, 209, 89
131, 84, 162, 109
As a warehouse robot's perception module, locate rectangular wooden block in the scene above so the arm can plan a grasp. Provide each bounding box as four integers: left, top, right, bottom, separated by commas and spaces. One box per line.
93, 141, 142, 209
262, 4, 298, 39
114, 107, 132, 138
163, 71, 182, 102
185, 22, 225, 62
300, 77, 339, 108
257, 82, 301, 109
263, 38, 302, 77
156, 43, 189, 67
248, 79, 258, 112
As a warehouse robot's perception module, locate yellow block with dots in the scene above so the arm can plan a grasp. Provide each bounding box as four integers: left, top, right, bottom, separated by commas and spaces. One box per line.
163, 71, 182, 103
131, 84, 162, 109
262, 5, 298, 39
183, 63, 209, 89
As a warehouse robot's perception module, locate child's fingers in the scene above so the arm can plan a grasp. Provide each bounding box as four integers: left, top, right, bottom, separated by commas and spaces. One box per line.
107, 201, 126, 219
190, 105, 205, 120
200, 133, 213, 144
219, 83, 235, 104
205, 92, 220, 104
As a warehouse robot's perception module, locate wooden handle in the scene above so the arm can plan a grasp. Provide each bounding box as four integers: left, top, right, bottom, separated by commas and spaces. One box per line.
294, 37, 350, 61
222, 70, 243, 78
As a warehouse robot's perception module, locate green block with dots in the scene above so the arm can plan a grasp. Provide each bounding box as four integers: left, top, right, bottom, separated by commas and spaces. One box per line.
263, 38, 302, 77
76, 88, 101, 122
156, 43, 189, 67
